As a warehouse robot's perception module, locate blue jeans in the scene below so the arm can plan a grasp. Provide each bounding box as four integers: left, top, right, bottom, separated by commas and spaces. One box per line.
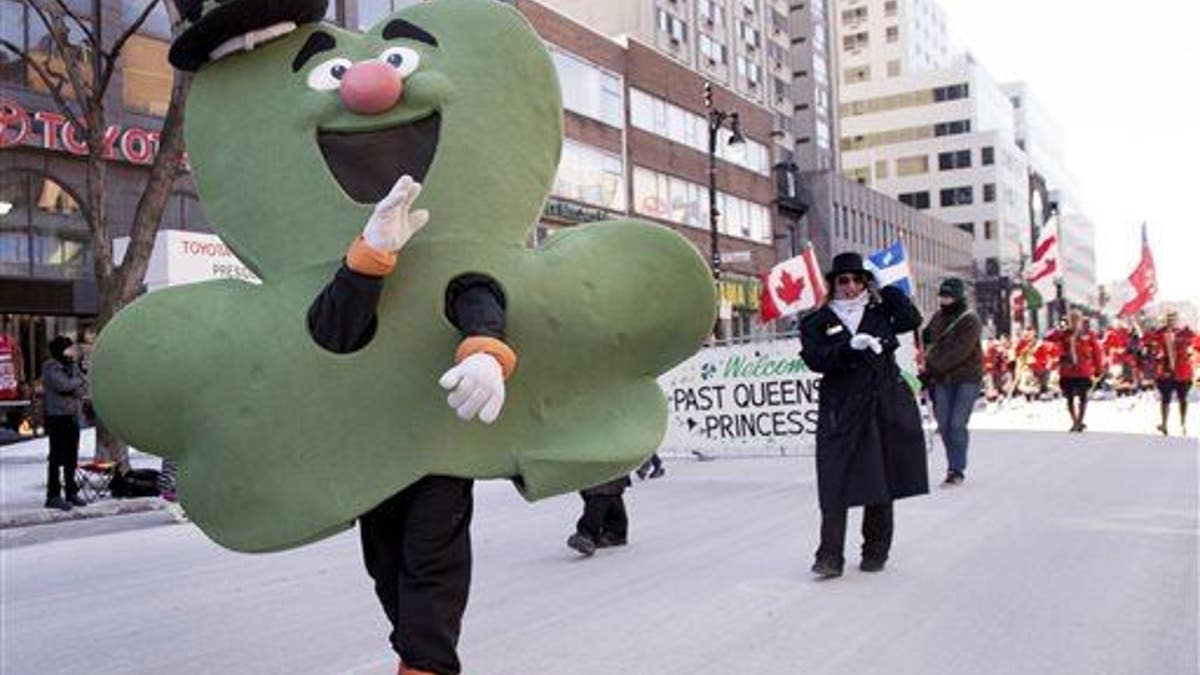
932, 382, 980, 474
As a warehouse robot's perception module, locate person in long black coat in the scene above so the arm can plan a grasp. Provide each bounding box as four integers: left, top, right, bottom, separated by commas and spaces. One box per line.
799, 252, 928, 578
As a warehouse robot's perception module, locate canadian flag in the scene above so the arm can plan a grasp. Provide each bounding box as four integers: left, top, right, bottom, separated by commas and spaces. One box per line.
760, 244, 826, 321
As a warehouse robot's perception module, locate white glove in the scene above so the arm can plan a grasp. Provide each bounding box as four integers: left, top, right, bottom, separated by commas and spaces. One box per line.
362, 175, 430, 252
850, 333, 883, 354
438, 353, 506, 424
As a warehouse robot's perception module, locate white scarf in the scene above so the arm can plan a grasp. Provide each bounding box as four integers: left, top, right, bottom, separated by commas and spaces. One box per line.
830, 290, 869, 334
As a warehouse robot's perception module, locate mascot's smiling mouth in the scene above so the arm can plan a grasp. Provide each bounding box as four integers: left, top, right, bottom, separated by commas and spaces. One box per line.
317, 113, 441, 204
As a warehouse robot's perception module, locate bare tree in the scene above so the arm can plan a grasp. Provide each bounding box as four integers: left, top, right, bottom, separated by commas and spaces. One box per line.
2, 0, 192, 471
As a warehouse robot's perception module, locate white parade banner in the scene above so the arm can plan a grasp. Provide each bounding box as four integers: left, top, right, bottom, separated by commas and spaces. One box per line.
656, 338, 821, 458
655, 334, 921, 458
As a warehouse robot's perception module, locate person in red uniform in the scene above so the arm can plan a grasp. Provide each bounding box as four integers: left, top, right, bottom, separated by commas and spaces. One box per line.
1045, 312, 1105, 432
1146, 311, 1195, 436
982, 338, 1002, 400
1102, 321, 1134, 396
1031, 336, 1057, 400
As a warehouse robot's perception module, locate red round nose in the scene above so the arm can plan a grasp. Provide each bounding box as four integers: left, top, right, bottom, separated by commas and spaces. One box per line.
339, 61, 403, 115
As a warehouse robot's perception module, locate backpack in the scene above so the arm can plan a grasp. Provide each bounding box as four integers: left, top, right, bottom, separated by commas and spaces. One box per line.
111, 468, 162, 498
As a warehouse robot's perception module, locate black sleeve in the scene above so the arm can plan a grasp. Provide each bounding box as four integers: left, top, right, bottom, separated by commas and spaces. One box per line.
880, 285, 923, 336
800, 311, 858, 374
307, 264, 385, 354
444, 274, 506, 339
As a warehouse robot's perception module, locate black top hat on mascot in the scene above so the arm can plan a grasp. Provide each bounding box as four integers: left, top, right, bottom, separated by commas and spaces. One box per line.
824, 252, 870, 284
169, 0, 330, 71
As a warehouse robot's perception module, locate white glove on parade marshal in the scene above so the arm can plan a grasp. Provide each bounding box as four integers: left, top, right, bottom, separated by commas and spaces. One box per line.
439, 353, 506, 424
850, 333, 884, 354
363, 175, 431, 252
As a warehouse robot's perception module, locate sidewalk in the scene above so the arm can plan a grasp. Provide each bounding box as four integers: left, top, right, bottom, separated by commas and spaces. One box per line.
0, 428, 168, 529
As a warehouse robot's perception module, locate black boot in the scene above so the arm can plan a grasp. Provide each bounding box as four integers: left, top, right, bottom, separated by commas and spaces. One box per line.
811, 558, 843, 578
567, 533, 596, 557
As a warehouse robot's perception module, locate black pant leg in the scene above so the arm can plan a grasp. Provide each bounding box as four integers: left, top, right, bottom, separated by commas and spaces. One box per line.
602, 494, 629, 541
360, 476, 474, 675
45, 416, 75, 500
63, 418, 80, 497
861, 502, 894, 561
817, 509, 848, 564
395, 476, 473, 675
576, 492, 608, 540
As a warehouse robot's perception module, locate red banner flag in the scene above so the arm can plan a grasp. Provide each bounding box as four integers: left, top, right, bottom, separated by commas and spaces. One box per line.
1119, 223, 1157, 318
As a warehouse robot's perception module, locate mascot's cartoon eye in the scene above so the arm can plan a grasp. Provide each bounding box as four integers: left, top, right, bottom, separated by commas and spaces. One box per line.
378, 47, 420, 78
307, 57, 354, 91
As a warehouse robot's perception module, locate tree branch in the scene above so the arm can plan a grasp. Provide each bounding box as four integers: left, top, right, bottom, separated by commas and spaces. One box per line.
52, 0, 97, 51
31, 0, 96, 105
100, 0, 160, 96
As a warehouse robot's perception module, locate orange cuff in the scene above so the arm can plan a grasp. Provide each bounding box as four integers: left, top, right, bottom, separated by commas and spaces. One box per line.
456, 337, 518, 380
346, 236, 397, 277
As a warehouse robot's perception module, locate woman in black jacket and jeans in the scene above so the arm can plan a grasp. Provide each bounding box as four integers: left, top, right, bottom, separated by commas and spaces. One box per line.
799, 253, 929, 578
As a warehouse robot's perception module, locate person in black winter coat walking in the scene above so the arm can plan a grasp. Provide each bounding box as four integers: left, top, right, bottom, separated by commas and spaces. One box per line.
42, 335, 87, 510
800, 252, 929, 578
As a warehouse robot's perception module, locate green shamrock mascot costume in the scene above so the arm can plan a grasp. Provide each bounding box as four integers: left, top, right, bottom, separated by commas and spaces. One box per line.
91, 0, 715, 672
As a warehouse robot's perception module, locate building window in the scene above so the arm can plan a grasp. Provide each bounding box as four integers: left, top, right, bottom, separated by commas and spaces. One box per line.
884, 0, 898, 16
841, 6, 868, 23
849, 167, 869, 185
940, 186, 974, 207
700, 34, 728, 65
983, 183, 996, 203
773, 77, 789, 104
699, 1, 727, 29
738, 55, 762, 88
875, 160, 888, 179
887, 59, 901, 77
632, 166, 770, 242
934, 119, 971, 136
0, 1, 91, 93
554, 141, 627, 212
955, 222, 974, 235
937, 149, 972, 171
896, 155, 929, 176
933, 83, 969, 102
0, 173, 91, 280
122, 34, 172, 116
629, 89, 770, 175
357, 0, 422, 31
842, 31, 868, 51
740, 0, 758, 16
739, 21, 760, 49
843, 66, 870, 84
983, 220, 996, 240
886, 26, 899, 43
981, 146, 995, 165
657, 8, 688, 44
551, 48, 624, 128
898, 191, 930, 210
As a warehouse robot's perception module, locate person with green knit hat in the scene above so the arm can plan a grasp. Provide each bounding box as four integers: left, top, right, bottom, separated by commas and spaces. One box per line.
921, 276, 984, 487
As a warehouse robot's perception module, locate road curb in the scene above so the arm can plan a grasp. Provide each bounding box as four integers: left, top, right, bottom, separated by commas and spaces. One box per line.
0, 497, 168, 529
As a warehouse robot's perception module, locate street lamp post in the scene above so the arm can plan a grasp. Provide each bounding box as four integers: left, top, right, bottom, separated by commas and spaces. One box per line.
703, 82, 746, 282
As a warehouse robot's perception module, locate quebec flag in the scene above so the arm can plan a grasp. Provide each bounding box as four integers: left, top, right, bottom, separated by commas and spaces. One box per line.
865, 241, 914, 296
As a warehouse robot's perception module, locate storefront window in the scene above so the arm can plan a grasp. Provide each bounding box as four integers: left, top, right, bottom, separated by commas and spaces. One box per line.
632, 166, 769, 242
550, 48, 624, 128
553, 141, 626, 212
6, 5, 93, 97
0, 173, 90, 280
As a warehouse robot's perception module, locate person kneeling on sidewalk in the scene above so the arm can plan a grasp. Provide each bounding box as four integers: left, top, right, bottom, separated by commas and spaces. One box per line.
567, 476, 631, 556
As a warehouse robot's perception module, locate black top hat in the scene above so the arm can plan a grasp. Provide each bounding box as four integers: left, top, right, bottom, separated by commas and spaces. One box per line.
825, 252, 869, 281
169, 0, 329, 71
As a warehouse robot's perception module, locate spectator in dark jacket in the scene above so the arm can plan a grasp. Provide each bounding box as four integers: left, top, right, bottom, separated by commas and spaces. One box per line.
567, 476, 632, 556
42, 335, 87, 510
920, 278, 984, 487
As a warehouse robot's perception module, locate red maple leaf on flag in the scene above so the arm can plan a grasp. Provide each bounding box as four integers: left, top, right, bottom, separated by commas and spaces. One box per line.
776, 269, 806, 304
